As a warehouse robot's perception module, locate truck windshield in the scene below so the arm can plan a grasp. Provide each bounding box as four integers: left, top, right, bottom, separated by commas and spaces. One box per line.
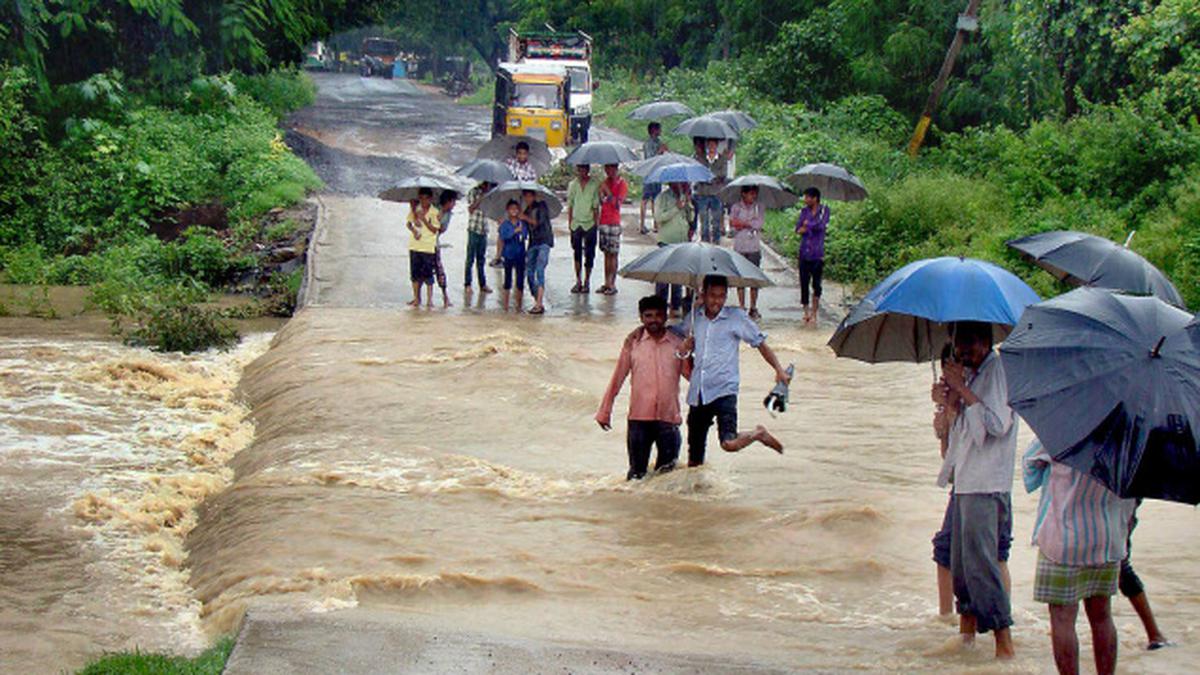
567, 68, 590, 94
363, 40, 397, 57
513, 83, 561, 109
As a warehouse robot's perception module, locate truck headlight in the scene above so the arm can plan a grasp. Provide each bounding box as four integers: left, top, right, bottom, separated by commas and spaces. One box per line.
509, 119, 522, 127
550, 121, 563, 130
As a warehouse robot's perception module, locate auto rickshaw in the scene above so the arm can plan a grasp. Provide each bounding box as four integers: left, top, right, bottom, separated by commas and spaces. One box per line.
491, 63, 571, 148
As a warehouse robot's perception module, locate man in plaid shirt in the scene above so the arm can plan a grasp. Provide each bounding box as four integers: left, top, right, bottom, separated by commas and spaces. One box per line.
465, 181, 495, 293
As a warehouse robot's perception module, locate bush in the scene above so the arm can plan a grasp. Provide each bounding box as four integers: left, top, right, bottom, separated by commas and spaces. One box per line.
230, 69, 317, 120
77, 636, 235, 675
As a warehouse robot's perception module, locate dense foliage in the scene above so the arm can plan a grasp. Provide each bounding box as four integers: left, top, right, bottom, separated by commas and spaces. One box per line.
594, 59, 1200, 307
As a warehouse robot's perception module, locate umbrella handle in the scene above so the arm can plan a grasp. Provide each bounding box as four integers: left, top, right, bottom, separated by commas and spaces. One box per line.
1123, 231, 1136, 248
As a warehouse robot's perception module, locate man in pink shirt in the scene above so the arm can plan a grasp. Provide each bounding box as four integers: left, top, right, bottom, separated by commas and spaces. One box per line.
597, 163, 628, 295
596, 295, 692, 479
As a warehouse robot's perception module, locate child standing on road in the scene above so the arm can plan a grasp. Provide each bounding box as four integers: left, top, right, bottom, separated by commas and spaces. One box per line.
729, 186, 764, 319
597, 163, 627, 295
639, 122, 666, 234
406, 188, 440, 308
498, 200, 527, 312
434, 190, 458, 308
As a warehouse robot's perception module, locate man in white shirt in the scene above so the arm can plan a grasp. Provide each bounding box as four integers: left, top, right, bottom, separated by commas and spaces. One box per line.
934, 321, 1018, 660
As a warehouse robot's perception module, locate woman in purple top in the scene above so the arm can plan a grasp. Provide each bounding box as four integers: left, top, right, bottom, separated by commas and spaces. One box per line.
794, 187, 829, 324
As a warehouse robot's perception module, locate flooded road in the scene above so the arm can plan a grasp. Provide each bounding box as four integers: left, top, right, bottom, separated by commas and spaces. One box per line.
189, 72, 1200, 672
3, 72, 1198, 673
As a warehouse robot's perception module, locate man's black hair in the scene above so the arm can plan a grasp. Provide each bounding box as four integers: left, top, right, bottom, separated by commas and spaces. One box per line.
954, 321, 994, 347
506, 199, 520, 209
438, 190, 458, 206
515, 141, 530, 152
647, 122, 661, 133
417, 187, 433, 197
803, 187, 821, 200
638, 294, 668, 314
702, 274, 728, 290
741, 185, 758, 195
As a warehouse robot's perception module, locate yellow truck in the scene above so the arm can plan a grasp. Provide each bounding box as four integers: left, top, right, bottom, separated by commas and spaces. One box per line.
491, 62, 571, 148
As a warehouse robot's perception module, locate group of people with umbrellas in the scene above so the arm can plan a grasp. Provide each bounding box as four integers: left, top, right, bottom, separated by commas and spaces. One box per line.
828, 233, 1194, 672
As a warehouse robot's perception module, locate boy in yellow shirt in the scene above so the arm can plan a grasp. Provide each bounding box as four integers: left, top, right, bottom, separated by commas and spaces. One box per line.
407, 188, 441, 307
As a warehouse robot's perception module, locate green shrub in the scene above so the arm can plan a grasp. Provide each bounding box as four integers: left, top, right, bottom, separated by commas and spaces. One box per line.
231, 69, 316, 120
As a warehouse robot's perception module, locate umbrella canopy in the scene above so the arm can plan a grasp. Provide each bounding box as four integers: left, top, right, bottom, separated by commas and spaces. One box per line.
629, 152, 701, 178
673, 115, 740, 140
706, 109, 758, 132
619, 242, 773, 289
475, 135, 552, 175
718, 175, 798, 209
1000, 287, 1200, 504
378, 175, 461, 203
454, 158, 514, 185
645, 162, 714, 185
628, 101, 695, 121
563, 141, 639, 166
787, 163, 868, 201
477, 180, 563, 222
829, 256, 1041, 363
1007, 230, 1186, 309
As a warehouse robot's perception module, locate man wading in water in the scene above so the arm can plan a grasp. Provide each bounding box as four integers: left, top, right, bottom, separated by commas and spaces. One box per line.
596, 295, 691, 479
679, 274, 789, 465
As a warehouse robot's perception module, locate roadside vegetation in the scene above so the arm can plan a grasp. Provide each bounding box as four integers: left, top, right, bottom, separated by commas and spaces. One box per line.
76, 636, 234, 675
555, 0, 1200, 307
1, 0, 333, 351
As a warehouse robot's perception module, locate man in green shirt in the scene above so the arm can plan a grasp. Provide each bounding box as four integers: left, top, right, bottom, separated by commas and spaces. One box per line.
653, 181, 695, 316
567, 164, 602, 293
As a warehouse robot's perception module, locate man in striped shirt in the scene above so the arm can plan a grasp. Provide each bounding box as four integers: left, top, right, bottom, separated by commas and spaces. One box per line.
465, 182, 494, 294
1025, 441, 1136, 675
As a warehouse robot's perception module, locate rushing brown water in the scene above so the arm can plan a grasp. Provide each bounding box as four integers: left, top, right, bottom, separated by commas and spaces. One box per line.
0, 334, 271, 672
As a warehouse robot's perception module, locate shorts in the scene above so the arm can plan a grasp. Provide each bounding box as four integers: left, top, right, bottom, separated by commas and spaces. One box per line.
598, 224, 621, 254
1034, 553, 1119, 605
686, 395, 739, 466
571, 226, 598, 268
409, 251, 436, 284
738, 251, 762, 267
932, 493, 1012, 568
642, 182, 662, 201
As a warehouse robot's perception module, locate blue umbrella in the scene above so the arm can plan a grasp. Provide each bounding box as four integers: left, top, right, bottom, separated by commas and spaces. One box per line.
1000, 287, 1200, 504
645, 162, 714, 185
829, 256, 1041, 363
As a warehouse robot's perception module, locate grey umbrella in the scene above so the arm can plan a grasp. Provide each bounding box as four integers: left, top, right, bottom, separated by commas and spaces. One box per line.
718, 175, 798, 209
629, 152, 701, 178
378, 175, 461, 203
619, 242, 772, 289
475, 135, 552, 175
787, 163, 868, 201
628, 100, 695, 121
455, 159, 514, 185
673, 115, 739, 140
477, 180, 563, 222
707, 109, 758, 132
1000, 287, 1200, 504
563, 141, 639, 166
1007, 230, 1185, 309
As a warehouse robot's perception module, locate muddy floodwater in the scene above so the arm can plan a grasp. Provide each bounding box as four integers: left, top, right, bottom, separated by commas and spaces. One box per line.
4, 73, 1199, 673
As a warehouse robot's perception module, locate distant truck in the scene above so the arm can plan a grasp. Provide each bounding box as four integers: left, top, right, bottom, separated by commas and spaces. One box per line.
360, 38, 399, 78
508, 29, 594, 144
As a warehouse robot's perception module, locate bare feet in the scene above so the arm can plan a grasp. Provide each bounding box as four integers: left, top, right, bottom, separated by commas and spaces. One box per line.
407, 299, 420, 307
994, 628, 1015, 660
754, 425, 784, 453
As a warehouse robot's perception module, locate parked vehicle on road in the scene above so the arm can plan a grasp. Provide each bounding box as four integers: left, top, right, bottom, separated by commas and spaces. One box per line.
360, 38, 399, 78
492, 62, 571, 148
508, 29, 594, 144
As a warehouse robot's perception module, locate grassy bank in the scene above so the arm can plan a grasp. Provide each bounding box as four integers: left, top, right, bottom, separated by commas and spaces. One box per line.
593, 65, 1199, 306
0, 66, 321, 350
76, 636, 234, 675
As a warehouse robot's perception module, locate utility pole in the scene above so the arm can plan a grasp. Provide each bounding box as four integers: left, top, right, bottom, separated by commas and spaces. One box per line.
906, 0, 982, 157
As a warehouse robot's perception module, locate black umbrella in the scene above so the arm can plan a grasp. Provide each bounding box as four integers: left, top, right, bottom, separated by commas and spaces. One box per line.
1007, 230, 1185, 309
673, 115, 739, 140
1000, 287, 1200, 504
706, 109, 758, 132
378, 175, 461, 203
455, 159, 514, 185
475, 136, 552, 175
563, 141, 639, 166
628, 101, 694, 121
629, 152, 701, 178
477, 180, 563, 222
787, 163, 868, 201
